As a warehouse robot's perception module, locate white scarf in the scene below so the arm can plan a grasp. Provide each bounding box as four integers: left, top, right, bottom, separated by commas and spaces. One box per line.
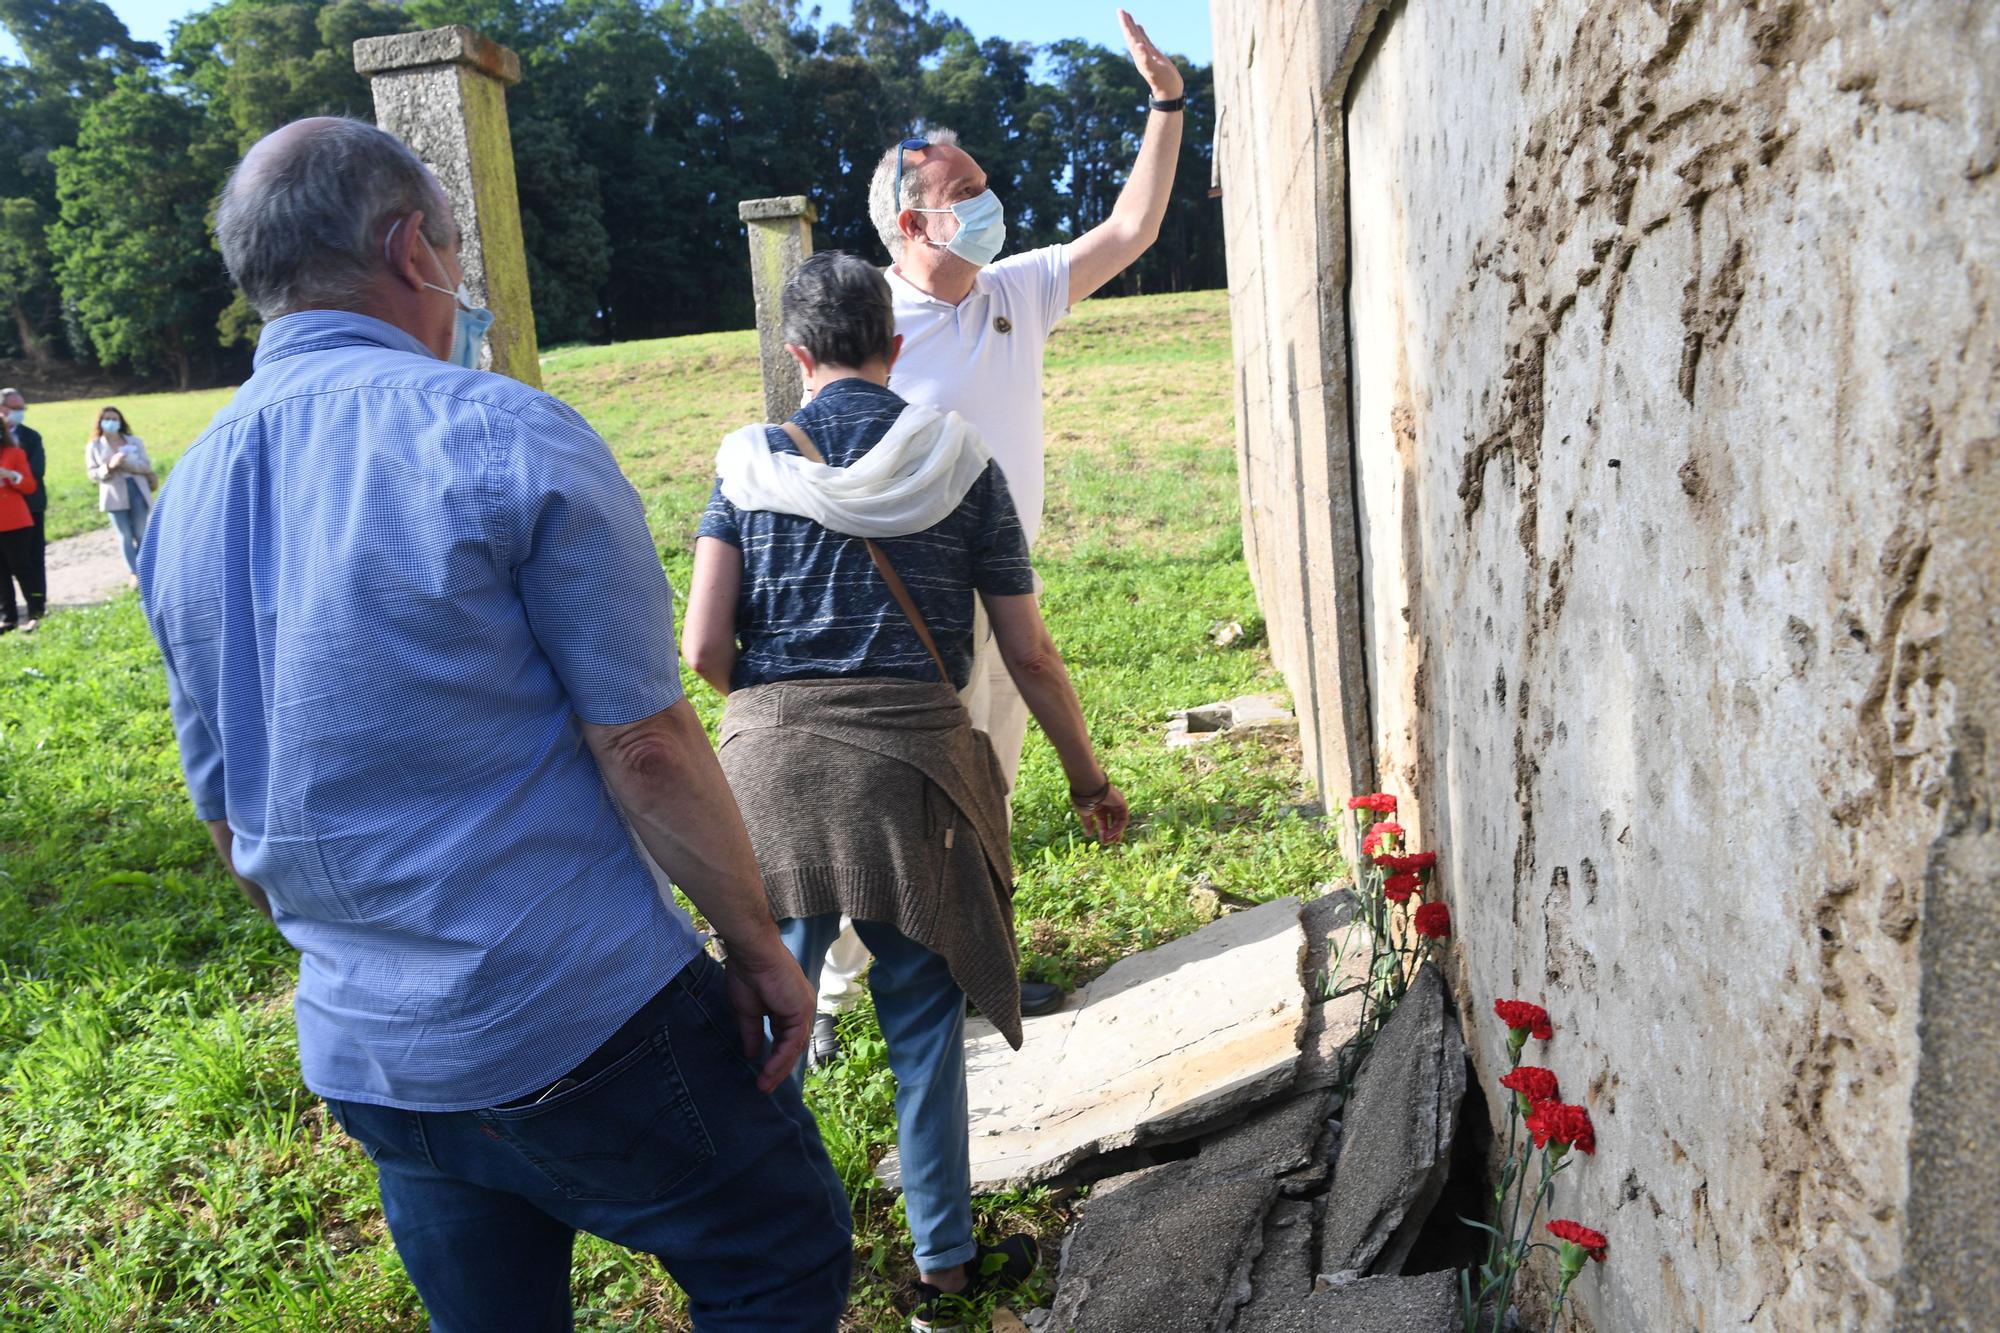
715, 401, 990, 539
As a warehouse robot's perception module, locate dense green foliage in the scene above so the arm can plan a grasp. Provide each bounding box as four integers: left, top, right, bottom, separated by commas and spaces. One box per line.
0, 0, 1221, 386
0, 291, 1339, 1330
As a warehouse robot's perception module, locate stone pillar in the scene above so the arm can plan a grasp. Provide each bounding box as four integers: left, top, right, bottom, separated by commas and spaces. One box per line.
738, 196, 816, 421
354, 26, 541, 387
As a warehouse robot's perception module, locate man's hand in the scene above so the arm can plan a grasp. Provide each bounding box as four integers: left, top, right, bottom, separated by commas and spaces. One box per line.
1073, 780, 1131, 844
725, 942, 818, 1093
1119, 9, 1184, 101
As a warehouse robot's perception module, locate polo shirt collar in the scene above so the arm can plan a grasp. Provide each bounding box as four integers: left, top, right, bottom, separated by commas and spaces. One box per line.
254, 309, 435, 368
886, 263, 991, 308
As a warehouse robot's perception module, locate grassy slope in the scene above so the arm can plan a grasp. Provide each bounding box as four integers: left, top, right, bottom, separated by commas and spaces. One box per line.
0, 291, 1340, 1330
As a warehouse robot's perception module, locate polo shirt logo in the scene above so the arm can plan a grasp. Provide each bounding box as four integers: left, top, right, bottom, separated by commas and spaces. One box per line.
993, 315, 1013, 334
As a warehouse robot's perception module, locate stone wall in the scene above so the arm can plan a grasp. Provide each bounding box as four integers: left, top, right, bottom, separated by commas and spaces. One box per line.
1210, 2, 1998, 1328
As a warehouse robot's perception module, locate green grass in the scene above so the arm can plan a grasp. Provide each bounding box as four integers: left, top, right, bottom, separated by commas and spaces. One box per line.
0, 291, 1343, 1330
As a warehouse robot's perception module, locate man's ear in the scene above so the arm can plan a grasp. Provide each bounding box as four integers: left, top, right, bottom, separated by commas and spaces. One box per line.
387, 210, 428, 293
884, 333, 903, 376
784, 342, 817, 379
897, 207, 927, 246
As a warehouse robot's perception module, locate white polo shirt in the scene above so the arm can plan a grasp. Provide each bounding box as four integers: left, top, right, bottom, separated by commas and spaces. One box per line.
886, 244, 1071, 546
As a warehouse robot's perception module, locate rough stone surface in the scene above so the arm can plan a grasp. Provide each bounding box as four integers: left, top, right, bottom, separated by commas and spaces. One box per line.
1050, 1162, 1277, 1333
738, 196, 816, 420
1294, 920, 1370, 1095
1212, 0, 2000, 1324
880, 898, 1308, 1192
1232, 1200, 1320, 1333
359, 27, 540, 386
1318, 966, 1463, 1278
1197, 1090, 1334, 1184
1306, 1271, 1458, 1333
352, 26, 520, 83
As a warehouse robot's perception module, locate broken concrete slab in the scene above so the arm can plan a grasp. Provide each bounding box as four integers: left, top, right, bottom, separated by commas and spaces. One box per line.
1294, 920, 1372, 1095
880, 898, 1309, 1192
1049, 1161, 1278, 1333
1232, 1200, 1320, 1333
1306, 1271, 1459, 1332
1197, 1090, 1335, 1183
1166, 694, 1300, 747
1318, 965, 1466, 1278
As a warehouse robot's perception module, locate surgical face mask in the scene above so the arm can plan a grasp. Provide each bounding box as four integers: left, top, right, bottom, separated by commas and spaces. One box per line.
4, 410, 22, 428
913, 189, 1006, 267
399, 222, 496, 370
101, 418, 122, 434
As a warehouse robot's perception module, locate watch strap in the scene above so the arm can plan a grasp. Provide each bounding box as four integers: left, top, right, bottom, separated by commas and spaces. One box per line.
1148, 95, 1186, 113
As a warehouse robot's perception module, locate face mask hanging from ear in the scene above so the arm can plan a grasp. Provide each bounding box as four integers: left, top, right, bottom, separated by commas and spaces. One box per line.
912, 189, 1007, 267
389, 218, 497, 369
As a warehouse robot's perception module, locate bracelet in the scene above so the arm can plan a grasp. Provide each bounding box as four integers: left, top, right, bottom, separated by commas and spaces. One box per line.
1070, 777, 1112, 805
1149, 95, 1186, 113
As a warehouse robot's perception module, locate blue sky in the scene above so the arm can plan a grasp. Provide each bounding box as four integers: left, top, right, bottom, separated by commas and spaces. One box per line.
0, 0, 1212, 68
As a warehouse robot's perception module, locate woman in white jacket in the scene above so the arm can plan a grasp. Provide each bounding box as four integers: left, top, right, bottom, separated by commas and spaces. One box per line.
85, 405, 157, 578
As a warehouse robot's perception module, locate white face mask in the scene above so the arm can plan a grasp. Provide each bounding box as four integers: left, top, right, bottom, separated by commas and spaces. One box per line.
101, 418, 122, 434
4, 409, 23, 428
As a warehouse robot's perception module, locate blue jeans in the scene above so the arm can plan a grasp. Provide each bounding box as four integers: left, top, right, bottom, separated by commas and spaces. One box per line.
780, 914, 975, 1273
325, 952, 852, 1332
107, 480, 149, 575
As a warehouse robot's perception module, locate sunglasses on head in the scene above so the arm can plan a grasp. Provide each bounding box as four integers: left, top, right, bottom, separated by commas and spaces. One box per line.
893, 137, 928, 210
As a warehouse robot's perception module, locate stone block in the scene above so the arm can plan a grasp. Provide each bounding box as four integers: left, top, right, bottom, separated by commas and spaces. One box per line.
1049, 1162, 1278, 1333
356, 26, 540, 386
738, 195, 816, 422
1318, 965, 1465, 1277
1294, 922, 1371, 1095
1167, 694, 1300, 748
1306, 1271, 1458, 1333
879, 898, 1308, 1192
1197, 1090, 1334, 1184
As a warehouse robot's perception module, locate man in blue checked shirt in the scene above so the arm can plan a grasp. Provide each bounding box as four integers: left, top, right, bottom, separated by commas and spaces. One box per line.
138, 117, 851, 1330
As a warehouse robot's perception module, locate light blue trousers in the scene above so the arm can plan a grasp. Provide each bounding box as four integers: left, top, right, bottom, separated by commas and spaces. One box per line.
107, 481, 150, 575
779, 913, 976, 1273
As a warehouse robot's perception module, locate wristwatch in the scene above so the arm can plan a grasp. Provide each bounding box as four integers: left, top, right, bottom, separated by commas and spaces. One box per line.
1149, 95, 1186, 113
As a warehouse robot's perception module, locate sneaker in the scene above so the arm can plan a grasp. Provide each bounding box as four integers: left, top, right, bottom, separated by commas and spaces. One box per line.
909, 1234, 1040, 1332
1019, 980, 1066, 1018
808, 1013, 841, 1068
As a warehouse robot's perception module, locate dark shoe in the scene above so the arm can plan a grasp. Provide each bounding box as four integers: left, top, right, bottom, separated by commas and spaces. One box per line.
1019, 980, 1067, 1017
0, 622, 14, 636
909, 1234, 1041, 1331
808, 1013, 841, 1068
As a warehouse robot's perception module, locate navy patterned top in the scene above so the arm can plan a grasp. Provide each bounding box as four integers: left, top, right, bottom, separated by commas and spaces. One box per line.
698, 378, 1035, 691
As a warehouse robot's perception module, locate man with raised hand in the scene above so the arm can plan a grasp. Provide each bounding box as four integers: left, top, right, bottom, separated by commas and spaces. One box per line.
141, 117, 850, 1331
823, 9, 1184, 1027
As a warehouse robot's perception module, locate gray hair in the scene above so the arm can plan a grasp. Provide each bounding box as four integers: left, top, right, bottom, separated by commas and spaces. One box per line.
780, 252, 895, 370
215, 118, 450, 319
0, 388, 20, 404
868, 127, 961, 259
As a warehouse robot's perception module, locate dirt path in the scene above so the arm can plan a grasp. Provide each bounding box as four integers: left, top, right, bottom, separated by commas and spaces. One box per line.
44, 526, 134, 610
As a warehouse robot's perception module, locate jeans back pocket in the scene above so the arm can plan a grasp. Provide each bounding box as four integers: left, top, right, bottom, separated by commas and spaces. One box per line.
475, 1027, 715, 1202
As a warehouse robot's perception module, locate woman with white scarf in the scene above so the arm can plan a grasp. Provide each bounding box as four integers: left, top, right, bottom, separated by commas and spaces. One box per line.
84, 405, 157, 579
682, 252, 1127, 1331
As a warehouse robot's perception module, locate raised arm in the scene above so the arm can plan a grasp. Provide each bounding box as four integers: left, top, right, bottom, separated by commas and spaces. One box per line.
582, 700, 814, 1091
980, 591, 1130, 842
1066, 9, 1186, 305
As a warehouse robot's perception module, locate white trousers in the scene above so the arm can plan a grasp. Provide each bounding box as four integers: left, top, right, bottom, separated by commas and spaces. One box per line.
815, 615, 1030, 1014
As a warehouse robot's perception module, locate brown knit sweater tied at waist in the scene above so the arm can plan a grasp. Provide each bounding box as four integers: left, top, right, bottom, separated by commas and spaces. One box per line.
716, 676, 1023, 1047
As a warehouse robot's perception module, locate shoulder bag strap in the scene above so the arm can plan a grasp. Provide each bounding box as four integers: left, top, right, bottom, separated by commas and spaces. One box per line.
778, 420, 951, 685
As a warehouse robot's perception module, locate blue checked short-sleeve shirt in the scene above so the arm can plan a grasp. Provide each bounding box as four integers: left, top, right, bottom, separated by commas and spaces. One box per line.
139, 311, 701, 1112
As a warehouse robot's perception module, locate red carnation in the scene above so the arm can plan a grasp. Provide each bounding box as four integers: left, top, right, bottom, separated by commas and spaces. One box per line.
1413, 901, 1450, 938
1493, 999, 1554, 1041
1384, 872, 1422, 903
1401, 850, 1439, 872
1346, 793, 1398, 814
1498, 1065, 1560, 1105
1525, 1101, 1596, 1156
1547, 1219, 1608, 1263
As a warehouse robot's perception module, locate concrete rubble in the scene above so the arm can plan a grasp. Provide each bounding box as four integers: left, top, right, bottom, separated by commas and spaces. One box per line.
1165, 694, 1299, 748
878, 898, 1312, 1192
1024, 893, 1465, 1332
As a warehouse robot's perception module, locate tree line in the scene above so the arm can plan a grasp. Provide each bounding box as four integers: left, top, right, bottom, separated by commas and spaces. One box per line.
0, 0, 1219, 389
